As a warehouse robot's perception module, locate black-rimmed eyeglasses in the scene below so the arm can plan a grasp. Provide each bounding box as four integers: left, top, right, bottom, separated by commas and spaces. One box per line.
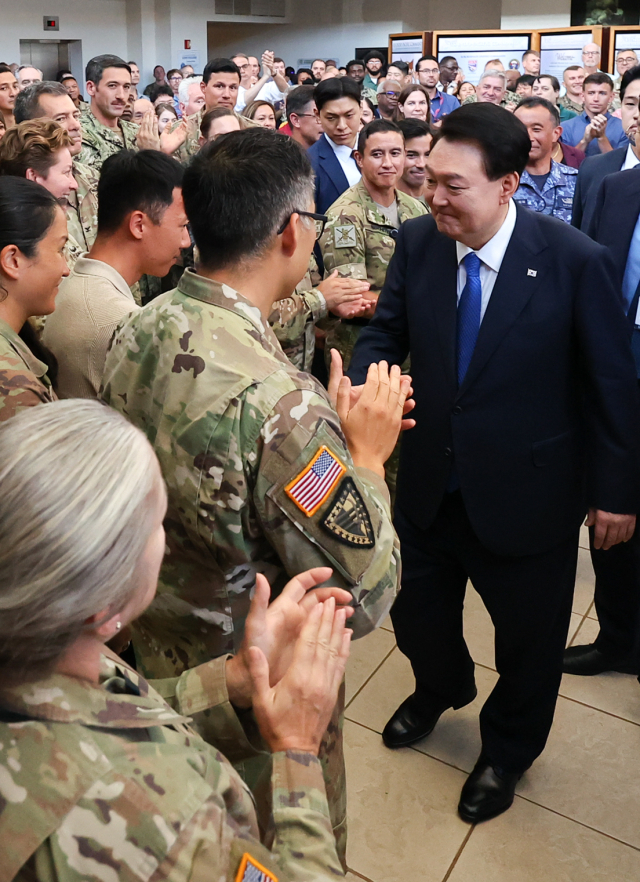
278, 210, 328, 240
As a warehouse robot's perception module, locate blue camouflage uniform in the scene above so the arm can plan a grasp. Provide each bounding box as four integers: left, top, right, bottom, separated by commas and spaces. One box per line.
513, 160, 579, 224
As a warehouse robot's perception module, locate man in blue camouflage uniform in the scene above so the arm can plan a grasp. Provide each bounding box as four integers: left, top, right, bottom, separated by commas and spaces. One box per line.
514, 97, 578, 224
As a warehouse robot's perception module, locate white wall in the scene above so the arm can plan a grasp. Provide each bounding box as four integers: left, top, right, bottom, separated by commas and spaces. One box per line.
501, 0, 571, 30
0, 0, 128, 84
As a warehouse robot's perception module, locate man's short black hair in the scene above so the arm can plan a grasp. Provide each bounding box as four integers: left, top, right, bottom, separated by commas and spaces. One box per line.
202, 57, 241, 85
620, 64, 640, 100
416, 55, 439, 71
516, 74, 536, 88
183, 128, 314, 271
286, 84, 315, 117
397, 118, 432, 142
314, 76, 361, 111
346, 59, 365, 73
296, 68, 314, 83
388, 60, 409, 75
86, 54, 131, 86
515, 96, 560, 126
363, 50, 386, 65
440, 56, 458, 66
97, 150, 184, 234
0, 64, 14, 76
583, 72, 614, 89
149, 83, 173, 103
534, 74, 561, 93
522, 49, 540, 60
15, 82, 69, 123
435, 103, 530, 180
357, 118, 402, 153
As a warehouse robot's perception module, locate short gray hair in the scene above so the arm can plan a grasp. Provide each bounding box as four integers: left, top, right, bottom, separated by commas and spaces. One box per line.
0, 400, 164, 683
14, 81, 70, 123
178, 74, 202, 106
479, 69, 507, 87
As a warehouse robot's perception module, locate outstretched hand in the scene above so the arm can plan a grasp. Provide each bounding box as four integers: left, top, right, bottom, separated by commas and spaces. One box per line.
226, 567, 353, 708
328, 349, 415, 431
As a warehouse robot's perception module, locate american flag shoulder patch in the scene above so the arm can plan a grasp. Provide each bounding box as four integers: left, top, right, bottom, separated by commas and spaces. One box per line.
285, 445, 347, 517
234, 853, 278, 882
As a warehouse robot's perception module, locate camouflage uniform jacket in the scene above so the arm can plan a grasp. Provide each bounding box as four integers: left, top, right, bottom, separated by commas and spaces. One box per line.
559, 94, 584, 115
269, 283, 327, 371
64, 160, 99, 271
513, 160, 578, 224
0, 650, 344, 882
320, 179, 427, 297
101, 268, 400, 672
462, 91, 520, 109
0, 318, 56, 422
78, 108, 139, 171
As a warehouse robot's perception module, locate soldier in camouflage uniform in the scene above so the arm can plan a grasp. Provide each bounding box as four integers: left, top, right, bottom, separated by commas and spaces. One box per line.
64, 160, 99, 270
0, 400, 350, 881
0, 319, 56, 422
320, 122, 427, 371
101, 130, 406, 863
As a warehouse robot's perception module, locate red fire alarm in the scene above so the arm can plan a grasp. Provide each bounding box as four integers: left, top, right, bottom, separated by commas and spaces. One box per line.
184, 40, 191, 49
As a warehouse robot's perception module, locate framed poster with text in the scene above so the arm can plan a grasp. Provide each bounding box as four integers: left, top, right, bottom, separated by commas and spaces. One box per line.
388, 33, 429, 75
608, 25, 640, 68
538, 29, 600, 78
432, 32, 532, 84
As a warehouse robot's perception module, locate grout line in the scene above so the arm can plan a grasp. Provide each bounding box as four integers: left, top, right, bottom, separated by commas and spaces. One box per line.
440, 826, 475, 882
556, 692, 640, 728
345, 867, 376, 882
345, 644, 397, 710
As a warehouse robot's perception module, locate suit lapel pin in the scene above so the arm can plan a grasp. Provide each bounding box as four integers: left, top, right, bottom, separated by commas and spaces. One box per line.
527, 269, 537, 277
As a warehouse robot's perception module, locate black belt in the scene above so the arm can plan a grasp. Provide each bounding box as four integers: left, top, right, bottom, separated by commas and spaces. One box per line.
342, 316, 370, 327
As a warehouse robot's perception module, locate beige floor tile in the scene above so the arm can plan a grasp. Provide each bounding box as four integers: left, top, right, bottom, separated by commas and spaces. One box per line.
567, 611, 585, 646
519, 693, 640, 847
379, 613, 393, 633
447, 796, 640, 882
573, 547, 595, 615
346, 645, 415, 733
344, 720, 470, 882
345, 626, 396, 705
560, 616, 640, 725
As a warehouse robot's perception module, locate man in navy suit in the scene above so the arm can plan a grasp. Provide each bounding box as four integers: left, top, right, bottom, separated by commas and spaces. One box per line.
347, 104, 640, 823
566, 162, 640, 679
572, 66, 640, 231
307, 77, 361, 214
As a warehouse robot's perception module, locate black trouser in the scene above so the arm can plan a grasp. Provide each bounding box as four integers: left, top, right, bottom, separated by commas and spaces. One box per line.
393, 492, 579, 773
590, 524, 640, 664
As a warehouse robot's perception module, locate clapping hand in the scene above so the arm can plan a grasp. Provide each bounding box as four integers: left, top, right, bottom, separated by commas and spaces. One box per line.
136, 108, 161, 150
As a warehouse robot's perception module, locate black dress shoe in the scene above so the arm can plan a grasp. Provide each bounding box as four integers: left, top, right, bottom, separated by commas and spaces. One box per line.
563, 643, 638, 676
458, 755, 522, 823
382, 685, 477, 749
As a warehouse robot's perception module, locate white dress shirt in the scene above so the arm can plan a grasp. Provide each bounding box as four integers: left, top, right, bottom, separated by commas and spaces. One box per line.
621, 144, 640, 171
235, 79, 287, 113
326, 134, 361, 187
455, 200, 518, 322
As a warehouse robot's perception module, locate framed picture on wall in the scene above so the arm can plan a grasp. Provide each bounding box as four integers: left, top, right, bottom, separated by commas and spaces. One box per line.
571, 0, 639, 26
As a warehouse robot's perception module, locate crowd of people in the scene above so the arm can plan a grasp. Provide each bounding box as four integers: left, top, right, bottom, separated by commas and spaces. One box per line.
0, 40, 639, 881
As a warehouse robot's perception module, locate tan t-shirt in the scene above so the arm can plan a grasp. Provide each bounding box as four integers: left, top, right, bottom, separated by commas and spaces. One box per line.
43, 256, 139, 399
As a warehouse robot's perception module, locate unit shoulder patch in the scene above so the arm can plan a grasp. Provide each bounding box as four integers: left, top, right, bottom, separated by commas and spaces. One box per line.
321, 477, 375, 547
235, 853, 278, 882
334, 224, 357, 248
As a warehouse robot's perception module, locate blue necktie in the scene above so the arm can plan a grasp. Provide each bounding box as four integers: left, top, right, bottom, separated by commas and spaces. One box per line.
457, 252, 482, 385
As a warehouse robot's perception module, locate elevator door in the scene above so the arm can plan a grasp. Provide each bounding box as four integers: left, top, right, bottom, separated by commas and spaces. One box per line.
19, 40, 81, 81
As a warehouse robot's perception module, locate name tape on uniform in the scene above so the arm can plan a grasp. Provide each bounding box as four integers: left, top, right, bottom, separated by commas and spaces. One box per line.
235, 853, 278, 882
285, 445, 346, 516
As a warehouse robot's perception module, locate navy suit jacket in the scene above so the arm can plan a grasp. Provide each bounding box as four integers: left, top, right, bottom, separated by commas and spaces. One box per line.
307, 134, 351, 214
348, 206, 640, 557
587, 166, 640, 286
571, 146, 626, 232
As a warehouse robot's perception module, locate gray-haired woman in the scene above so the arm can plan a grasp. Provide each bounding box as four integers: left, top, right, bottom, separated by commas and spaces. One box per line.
0, 399, 351, 881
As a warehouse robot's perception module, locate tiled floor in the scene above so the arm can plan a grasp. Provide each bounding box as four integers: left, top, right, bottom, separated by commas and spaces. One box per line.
342, 526, 640, 881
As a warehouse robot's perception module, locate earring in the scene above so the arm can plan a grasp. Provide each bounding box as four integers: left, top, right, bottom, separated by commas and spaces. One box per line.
115, 621, 122, 630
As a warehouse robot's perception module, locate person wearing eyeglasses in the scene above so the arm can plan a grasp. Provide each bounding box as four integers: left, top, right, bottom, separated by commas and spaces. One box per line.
165, 67, 183, 116
101, 128, 409, 868
415, 55, 460, 123
581, 42, 603, 77
376, 77, 403, 121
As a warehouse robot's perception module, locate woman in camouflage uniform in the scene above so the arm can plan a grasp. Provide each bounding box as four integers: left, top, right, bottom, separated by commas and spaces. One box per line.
0, 399, 351, 882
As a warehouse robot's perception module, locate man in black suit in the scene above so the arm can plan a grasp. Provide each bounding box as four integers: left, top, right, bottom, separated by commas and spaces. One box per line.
346, 103, 640, 823
566, 163, 640, 677
307, 77, 362, 214
572, 66, 640, 231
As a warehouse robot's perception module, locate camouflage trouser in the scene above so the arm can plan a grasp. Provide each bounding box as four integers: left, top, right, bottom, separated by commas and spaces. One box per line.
325, 321, 402, 509
237, 682, 347, 869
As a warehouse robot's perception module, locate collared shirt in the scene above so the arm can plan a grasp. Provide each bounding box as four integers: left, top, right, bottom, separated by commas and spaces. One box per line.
560, 110, 629, 157
0, 318, 55, 422
513, 160, 578, 224
235, 78, 287, 112
456, 199, 518, 321
325, 133, 361, 187
622, 143, 640, 170
429, 90, 460, 122
42, 254, 139, 399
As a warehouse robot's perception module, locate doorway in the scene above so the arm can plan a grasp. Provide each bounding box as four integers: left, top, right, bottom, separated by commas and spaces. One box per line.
19, 40, 83, 85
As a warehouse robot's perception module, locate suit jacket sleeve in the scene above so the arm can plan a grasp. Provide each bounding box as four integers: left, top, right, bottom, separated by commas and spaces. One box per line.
584, 174, 608, 241
576, 244, 640, 513
347, 222, 412, 384
571, 164, 586, 230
